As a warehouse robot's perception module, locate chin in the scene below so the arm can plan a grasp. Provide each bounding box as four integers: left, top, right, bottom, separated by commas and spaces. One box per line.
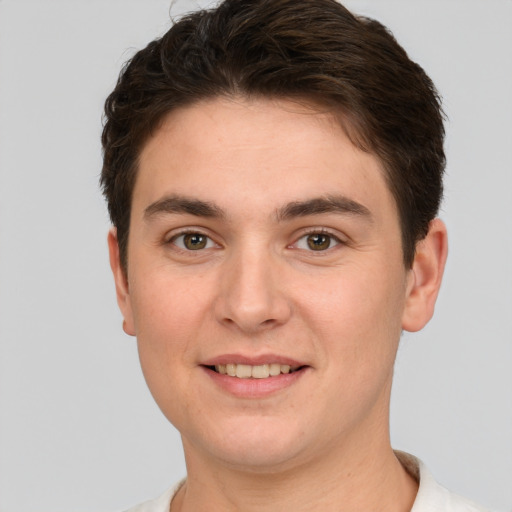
185, 415, 311, 471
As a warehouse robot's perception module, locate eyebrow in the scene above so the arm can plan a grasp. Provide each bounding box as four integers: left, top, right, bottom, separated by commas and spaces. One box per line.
276, 195, 373, 222
143, 194, 372, 223
144, 195, 225, 220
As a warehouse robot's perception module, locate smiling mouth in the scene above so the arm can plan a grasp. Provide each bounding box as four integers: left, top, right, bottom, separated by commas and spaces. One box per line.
208, 363, 305, 379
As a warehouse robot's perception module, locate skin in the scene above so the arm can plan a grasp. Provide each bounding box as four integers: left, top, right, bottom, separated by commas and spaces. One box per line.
109, 97, 447, 511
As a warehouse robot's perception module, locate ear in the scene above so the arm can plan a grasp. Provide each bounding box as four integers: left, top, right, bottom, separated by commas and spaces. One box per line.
402, 218, 448, 332
107, 228, 136, 336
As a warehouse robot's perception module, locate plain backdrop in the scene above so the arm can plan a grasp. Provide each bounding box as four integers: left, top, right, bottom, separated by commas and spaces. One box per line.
0, 1, 511, 511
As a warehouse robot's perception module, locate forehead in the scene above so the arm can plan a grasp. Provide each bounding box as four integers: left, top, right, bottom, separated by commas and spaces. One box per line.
134, 97, 396, 224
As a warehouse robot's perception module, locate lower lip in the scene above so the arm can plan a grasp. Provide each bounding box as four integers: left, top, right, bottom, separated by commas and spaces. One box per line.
202, 366, 308, 398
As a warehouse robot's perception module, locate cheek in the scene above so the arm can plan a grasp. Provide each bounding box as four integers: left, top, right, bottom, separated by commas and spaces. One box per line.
131, 267, 208, 333
129, 276, 209, 425
301, 262, 407, 366
129, 273, 211, 378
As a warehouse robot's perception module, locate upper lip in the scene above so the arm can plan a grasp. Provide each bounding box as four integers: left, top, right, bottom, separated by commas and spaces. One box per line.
201, 354, 307, 367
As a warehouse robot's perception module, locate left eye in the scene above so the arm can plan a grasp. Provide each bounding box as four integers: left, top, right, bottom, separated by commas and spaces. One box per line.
295, 232, 340, 251
171, 232, 216, 251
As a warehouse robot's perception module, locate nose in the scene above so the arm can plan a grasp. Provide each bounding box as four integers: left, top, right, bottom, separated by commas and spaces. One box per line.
214, 246, 292, 334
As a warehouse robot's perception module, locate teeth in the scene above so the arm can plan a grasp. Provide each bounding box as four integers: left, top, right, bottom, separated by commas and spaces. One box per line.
236, 364, 252, 379
214, 363, 299, 378
251, 364, 269, 379
269, 363, 281, 376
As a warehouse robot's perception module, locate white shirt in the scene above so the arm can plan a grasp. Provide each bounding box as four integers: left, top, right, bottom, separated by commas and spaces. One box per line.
123, 451, 491, 512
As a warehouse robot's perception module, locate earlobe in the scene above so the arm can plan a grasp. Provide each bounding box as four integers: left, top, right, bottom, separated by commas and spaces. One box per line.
402, 218, 448, 332
107, 228, 136, 336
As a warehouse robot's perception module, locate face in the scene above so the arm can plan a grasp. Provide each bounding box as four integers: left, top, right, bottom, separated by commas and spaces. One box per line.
110, 97, 438, 472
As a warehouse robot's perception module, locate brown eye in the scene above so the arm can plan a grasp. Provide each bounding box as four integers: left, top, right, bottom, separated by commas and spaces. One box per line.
294, 232, 341, 252
306, 233, 332, 251
183, 233, 207, 250
172, 232, 214, 251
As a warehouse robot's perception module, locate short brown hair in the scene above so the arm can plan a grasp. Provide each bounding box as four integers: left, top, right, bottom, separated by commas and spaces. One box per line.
101, 0, 445, 270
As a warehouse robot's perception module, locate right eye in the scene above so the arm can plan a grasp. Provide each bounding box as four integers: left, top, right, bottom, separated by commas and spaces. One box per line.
170, 232, 216, 251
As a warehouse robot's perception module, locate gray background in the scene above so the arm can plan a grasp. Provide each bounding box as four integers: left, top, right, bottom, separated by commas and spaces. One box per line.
0, 1, 510, 511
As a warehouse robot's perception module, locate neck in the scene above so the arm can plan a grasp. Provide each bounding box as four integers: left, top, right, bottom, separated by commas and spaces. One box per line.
172, 432, 418, 512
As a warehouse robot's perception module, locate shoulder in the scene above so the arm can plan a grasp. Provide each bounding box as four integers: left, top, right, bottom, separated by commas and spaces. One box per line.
122, 480, 184, 512
395, 451, 492, 512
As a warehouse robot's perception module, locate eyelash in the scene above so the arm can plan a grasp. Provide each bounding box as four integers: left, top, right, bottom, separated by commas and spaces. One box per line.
292, 229, 344, 252
166, 228, 344, 254
167, 229, 218, 252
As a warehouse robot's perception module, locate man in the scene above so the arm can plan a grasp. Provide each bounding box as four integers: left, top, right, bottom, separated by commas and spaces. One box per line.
101, 0, 489, 510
